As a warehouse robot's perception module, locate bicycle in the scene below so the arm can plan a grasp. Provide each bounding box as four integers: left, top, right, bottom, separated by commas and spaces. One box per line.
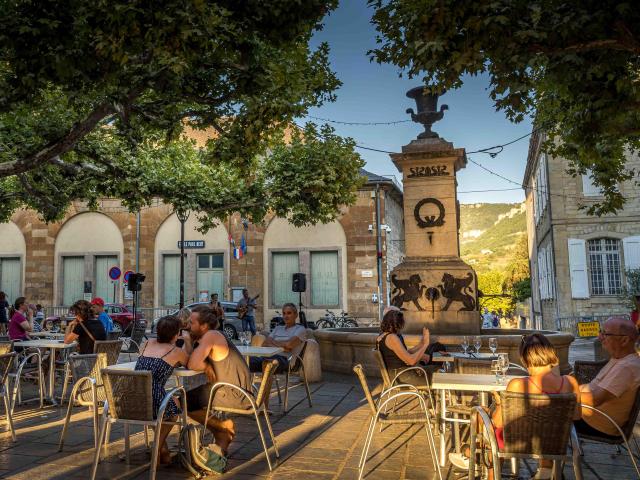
316, 310, 359, 329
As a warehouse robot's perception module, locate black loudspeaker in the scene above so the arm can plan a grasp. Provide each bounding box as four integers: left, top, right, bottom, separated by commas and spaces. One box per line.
127, 273, 146, 292
292, 273, 306, 293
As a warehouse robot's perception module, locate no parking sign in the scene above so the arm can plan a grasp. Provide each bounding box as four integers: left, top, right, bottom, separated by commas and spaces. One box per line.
124, 270, 134, 284
108, 266, 121, 281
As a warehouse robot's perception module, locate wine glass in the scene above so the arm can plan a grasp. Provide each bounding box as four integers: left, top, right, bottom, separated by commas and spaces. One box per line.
243, 332, 252, 347
498, 353, 509, 377
488, 337, 498, 355
473, 336, 482, 354
491, 359, 502, 384
460, 336, 469, 355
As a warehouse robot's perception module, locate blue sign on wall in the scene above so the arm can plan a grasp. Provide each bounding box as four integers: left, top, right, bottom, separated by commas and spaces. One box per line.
108, 266, 121, 280
178, 240, 206, 249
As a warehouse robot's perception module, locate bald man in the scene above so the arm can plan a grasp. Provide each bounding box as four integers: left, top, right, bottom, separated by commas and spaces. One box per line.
576, 316, 640, 437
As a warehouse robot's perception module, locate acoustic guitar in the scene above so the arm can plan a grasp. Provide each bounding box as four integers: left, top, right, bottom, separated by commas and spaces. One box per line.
237, 294, 260, 319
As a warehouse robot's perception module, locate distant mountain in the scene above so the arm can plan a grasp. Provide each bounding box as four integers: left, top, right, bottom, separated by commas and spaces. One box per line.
460, 202, 526, 273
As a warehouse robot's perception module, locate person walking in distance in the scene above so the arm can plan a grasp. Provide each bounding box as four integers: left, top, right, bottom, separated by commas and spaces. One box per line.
0, 292, 9, 335
209, 292, 225, 333
237, 289, 258, 336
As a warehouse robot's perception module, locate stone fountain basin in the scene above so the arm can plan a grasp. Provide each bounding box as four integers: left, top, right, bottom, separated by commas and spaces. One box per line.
313, 328, 575, 376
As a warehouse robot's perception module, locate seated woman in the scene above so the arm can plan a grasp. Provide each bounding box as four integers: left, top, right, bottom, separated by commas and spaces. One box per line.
376, 309, 433, 387
135, 316, 189, 465
449, 333, 581, 480
64, 300, 106, 354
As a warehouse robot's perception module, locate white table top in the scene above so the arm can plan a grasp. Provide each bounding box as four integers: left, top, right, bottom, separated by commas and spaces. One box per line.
13, 339, 77, 349
431, 372, 522, 392
28, 332, 66, 339
109, 361, 203, 377
236, 346, 284, 357
432, 352, 498, 362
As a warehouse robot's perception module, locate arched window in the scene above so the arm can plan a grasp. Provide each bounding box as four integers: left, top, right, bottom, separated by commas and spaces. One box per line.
587, 238, 622, 295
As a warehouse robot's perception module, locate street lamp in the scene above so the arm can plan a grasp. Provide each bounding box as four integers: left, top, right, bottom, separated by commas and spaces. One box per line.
176, 209, 190, 309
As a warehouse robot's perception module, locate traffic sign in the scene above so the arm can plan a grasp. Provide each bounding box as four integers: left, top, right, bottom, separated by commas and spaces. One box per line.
124, 270, 134, 283
108, 266, 121, 281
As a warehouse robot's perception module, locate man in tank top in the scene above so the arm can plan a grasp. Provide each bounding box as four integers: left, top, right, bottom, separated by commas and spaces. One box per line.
184, 305, 252, 454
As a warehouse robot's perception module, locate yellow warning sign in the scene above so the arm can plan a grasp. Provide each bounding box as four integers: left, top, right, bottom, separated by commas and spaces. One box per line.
577, 321, 600, 337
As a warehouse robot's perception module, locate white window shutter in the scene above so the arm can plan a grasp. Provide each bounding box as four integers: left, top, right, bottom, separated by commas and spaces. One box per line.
568, 239, 589, 298
623, 236, 640, 271
546, 247, 555, 299
538, 248, 547, 300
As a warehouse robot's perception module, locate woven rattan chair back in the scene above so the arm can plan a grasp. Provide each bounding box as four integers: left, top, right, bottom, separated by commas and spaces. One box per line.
353, 364, 378, 415
70, 354, 107, 404
454, 357, 496, 374
291, 340, 308, 372
372, 348, 392, 389
93, 340, 123, 366
573, 359, 608, 385
619, 387, 640, 439
500, 391, 576, 456
0, 352, 16, 385
0, 342, 12, 355
101, 368, 153, 421
255, 360, 279, 408
130, 323, 146, 346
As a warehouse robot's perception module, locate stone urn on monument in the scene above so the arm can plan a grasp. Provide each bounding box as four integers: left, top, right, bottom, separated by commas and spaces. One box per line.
389, 87, 480, 334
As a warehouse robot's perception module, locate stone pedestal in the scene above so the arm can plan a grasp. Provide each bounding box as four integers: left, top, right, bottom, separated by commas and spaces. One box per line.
390, 136, 480, 334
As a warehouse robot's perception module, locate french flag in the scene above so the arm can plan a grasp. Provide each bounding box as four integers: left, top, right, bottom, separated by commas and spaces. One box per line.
233, 247, 243, 260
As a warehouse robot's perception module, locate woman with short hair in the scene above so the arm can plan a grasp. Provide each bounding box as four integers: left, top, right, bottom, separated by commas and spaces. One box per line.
8, 296, 31, 341
449, 333, 581, 479
135, 315, 189, 465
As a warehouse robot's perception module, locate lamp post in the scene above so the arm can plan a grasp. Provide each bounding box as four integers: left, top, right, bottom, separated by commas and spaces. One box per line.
176, 209, 190, 309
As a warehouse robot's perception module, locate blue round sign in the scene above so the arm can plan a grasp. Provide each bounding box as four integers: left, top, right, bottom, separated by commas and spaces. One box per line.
124, 270, 134, 283
108, 266, 121, 281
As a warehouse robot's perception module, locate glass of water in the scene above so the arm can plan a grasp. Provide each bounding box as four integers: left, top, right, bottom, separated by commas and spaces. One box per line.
460, 336, 469, 355
473, 336, 482, 354
491, 359, 502, 384
498, 353, 509, 377
243, 332, 252, 347
488, 337, 498, 355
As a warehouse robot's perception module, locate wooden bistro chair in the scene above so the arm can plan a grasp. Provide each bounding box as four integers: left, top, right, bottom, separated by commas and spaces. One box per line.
353, 364, 442, 480
0, 353, 17, 441
90, 369, 188, 480
469, 391, 581, 480
206, 359, 280, 471
273, 339, 313, 413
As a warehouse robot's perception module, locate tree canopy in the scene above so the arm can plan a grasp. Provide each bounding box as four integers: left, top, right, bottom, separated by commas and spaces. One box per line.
0, 0, 364, 226
369, 0, 640, 215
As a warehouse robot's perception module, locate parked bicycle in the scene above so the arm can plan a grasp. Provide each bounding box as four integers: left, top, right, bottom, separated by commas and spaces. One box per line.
316, 310, 358, 329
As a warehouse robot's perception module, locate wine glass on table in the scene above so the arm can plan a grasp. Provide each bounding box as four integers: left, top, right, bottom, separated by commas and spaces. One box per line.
498, 353, 509, 379
491, 360, 502, 384
473, 336, 482, 354
460, 336, 469, 355
488, 337, 498, 355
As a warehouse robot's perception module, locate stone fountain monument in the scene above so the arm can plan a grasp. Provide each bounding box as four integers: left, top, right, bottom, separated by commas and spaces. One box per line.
389, 87, 479, 334
313, 87, 574, 375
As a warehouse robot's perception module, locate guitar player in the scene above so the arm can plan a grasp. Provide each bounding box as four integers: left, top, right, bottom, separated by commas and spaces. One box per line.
237, 289, 259, 335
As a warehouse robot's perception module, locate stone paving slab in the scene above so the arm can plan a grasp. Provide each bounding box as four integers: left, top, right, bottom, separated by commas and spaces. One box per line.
0, 343, 634, 479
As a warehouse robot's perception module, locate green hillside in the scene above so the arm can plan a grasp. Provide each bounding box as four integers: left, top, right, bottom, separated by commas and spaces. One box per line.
460, 202, 526, 273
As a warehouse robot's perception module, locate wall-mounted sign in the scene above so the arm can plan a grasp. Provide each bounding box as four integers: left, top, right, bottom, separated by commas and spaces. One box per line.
108, 266, 121, 280
414, 198, 446, 228
408, 165, 449, 178
178, 240, 205, 249
123, 270, 134, 284
361, 270, 373, 278
577, 321, 600, 337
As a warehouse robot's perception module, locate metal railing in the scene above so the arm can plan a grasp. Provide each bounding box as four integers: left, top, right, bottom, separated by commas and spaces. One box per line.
555, 313, 630, 337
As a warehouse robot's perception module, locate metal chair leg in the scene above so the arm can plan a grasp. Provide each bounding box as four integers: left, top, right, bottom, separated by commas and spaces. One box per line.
60, 363, 71, 406
300, 364, 312, 407
91, 413, 109, 478
263, 409, 279, 457
149, 421, 161, 480
283, 370, 290, 413
58, 380, 82, 451
2, 390, 15, 442
358, 414, 378, 480
124, 423, 130, 465
254, 410, 273, 471
358, 417, 376, 470
274, 376, 282, 404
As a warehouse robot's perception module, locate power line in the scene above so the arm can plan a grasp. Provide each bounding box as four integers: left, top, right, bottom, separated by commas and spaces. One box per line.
306, 115, 411, 126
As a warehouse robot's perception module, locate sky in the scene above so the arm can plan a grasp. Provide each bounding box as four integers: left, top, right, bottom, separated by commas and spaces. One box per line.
306, 0, 533, 205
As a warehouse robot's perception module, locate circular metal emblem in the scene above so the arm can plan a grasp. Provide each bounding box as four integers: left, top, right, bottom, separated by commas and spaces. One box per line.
414, 198, 445, 228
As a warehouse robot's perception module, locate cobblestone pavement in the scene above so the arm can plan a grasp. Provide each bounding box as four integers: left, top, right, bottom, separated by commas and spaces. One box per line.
0, 340, 634, 479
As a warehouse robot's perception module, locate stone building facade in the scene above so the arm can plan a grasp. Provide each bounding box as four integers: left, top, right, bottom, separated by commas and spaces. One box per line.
523, 132, 640, 330
0, 170, 404, 328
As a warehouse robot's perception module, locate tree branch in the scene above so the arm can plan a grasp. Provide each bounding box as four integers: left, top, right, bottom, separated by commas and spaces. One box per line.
531, 38, 640, 55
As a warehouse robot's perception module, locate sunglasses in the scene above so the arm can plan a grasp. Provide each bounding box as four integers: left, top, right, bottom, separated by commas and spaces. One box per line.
599, 332, 627, 337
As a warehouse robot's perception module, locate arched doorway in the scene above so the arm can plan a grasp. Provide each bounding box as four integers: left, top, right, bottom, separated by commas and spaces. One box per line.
0, 221, 26, 304
54, 213, 124, 306
154, 215, 230, 307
